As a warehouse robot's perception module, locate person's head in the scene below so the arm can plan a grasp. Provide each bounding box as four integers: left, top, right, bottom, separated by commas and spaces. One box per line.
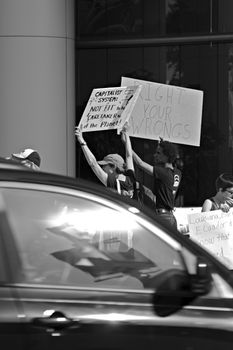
215, 173, 233, 200
10, 148, 41, 170
173, 155, 184, 171
98, 154, 125, 175
154, 139, 179, 165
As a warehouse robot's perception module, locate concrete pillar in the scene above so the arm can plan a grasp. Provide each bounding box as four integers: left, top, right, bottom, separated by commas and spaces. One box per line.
0, 0, 75, 175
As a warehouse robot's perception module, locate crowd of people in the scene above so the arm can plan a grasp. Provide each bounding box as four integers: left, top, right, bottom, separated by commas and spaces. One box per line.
75, 122, 182, 230
8, 124, 233, 232
75, 122, 233, 231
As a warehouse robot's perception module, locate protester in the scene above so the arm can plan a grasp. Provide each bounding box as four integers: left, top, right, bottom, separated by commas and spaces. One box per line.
202, 173, 233, 212
75, 124, 138, 253
129, 136, 181, 230
8, 148, 41, 170
75, 125, 136, 198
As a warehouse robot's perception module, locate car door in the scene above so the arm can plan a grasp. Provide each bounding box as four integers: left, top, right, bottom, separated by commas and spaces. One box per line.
1, 182, 233, 350
0, 192, 31, 350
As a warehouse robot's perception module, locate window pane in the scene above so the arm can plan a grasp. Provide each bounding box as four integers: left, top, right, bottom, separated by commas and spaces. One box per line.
2, 187, 185, 290
77, 0, 144, 39
166, 0, 211, 35
77, 0, 213, 40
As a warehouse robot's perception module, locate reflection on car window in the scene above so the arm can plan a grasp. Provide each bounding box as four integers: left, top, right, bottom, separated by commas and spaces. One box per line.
2, 187, 185, 290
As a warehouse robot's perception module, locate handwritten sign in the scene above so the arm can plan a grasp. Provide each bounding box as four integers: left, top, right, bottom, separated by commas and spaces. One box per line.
78, 85, 141, 132
121, 77, 203, 146
188, 209, 233, 268
174, 207, 201, 233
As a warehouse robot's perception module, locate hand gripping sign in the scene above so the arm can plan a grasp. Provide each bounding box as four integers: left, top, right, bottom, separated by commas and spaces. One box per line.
78, 85, 141, 133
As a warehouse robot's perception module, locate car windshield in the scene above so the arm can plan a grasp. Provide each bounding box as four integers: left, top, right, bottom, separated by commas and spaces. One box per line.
2, 186, 185, 290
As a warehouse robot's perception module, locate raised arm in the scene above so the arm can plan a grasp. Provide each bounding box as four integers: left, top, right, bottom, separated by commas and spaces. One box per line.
120, 122, 153, 176
75, 127, 108, 186
132, 150, 154, 176
120, 122, 134, 171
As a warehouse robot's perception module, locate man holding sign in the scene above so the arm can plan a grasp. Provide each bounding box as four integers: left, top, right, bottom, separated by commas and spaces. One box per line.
124, 129, 182, 229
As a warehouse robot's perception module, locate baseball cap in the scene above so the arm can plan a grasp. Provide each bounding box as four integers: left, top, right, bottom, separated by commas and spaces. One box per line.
12, 148, 41, 167
98, 154, 125, 172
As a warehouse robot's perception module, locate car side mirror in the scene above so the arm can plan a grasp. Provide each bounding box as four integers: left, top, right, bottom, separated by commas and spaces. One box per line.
152, 259, 212, 317
152, 268, 195, 317
190, 257, 212, 295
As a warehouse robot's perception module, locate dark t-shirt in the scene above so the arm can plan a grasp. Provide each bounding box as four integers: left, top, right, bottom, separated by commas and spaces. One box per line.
153, 166, 182, 210
209, 197, 221, 211
107, 169, 135, 198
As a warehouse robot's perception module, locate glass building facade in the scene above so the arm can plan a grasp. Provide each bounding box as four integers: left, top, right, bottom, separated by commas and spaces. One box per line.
76, 0, 233, 207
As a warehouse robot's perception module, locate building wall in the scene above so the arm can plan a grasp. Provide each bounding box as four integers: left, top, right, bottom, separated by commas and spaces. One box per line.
0, 0, 75, 175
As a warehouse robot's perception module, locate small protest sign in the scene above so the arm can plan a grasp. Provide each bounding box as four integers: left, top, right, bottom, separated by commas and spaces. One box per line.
188, 209, 233, 268
121, 77, 203, 146
78, 85, 141, 132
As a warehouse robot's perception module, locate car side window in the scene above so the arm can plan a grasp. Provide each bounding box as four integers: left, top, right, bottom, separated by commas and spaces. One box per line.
2, 187, 186, 290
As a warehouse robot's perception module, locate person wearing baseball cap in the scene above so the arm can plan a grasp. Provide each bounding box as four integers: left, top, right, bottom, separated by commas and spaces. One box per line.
97, 154, 125, 173
75, 125, 135, 198
10, 148, 41, 170
75, 123, 140, 253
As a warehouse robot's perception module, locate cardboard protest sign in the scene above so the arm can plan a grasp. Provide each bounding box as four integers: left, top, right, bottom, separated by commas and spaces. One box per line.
188, 209, 233, 268
78, 85, 141, 132
174, 207, 201, 233
121, 77, 203, 146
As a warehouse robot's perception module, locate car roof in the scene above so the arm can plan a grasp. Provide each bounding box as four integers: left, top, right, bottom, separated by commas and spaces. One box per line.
0, 167, 123, 197
0, 156, 28, 170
